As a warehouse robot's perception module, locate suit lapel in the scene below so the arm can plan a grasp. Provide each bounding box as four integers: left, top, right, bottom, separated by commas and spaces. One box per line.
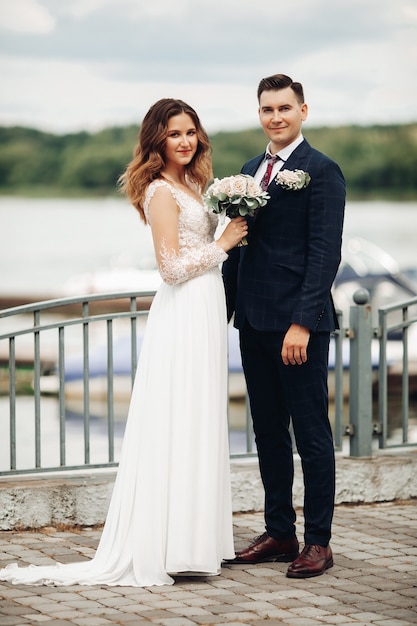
267, 139, 310, 196
279, 139, 309, 173
243, 155, 264, 177
251, 140, 311, 230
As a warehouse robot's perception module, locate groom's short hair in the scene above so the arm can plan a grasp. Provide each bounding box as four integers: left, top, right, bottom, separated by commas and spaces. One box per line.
257, 74, 304, 104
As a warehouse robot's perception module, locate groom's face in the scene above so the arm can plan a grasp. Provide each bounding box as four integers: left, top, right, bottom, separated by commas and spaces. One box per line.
258, 87, 308, 152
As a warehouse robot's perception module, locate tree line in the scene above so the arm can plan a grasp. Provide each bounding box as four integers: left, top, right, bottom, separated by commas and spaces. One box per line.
0, 123, 416, 199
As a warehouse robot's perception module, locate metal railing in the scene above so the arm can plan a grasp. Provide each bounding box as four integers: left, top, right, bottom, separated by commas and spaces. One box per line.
1, 290, 416, 476
346, 289, 417, 455
377, 295, 417, 449
0, 292, 152, 475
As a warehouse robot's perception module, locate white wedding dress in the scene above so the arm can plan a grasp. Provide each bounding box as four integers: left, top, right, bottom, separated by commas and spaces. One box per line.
0, 180, 235, 587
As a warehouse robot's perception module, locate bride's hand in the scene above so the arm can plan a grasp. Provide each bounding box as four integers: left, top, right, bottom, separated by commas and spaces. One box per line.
216, 217, 249, 252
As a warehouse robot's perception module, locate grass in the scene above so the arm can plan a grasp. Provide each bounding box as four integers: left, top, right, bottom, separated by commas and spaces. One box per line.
0, 366, 34, 396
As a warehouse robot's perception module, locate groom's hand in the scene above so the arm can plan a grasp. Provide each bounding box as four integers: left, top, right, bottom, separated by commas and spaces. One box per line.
281, 324, 310, 365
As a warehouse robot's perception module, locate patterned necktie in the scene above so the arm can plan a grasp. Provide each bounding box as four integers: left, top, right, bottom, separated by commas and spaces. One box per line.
260, 154, 279, 191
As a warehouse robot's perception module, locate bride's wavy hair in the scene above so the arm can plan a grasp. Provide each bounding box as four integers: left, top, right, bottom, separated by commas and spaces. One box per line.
118, 98, 212, 223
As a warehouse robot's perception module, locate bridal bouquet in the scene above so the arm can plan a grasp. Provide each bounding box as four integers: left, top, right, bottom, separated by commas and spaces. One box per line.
204, 174, 270, 246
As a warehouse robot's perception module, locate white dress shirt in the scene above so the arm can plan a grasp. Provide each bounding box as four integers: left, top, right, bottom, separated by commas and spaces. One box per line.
254, 134, 305, 186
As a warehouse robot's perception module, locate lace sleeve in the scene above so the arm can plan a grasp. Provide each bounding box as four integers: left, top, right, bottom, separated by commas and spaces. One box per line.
159, 240, 228, 286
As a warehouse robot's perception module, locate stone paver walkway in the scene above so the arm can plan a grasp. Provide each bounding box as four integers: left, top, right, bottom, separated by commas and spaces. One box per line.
1, 501, 416, 625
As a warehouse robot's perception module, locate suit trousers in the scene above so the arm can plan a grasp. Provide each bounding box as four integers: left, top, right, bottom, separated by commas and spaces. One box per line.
240, 322, 335, 546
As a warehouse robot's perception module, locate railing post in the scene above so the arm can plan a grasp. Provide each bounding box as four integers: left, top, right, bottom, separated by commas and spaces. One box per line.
349, 288, 373, 457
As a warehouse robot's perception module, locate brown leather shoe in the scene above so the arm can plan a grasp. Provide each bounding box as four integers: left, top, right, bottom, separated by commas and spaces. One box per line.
224, 532, 299, 564
286, 543, 333, 578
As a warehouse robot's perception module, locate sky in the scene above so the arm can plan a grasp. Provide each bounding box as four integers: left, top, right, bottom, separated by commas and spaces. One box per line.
0, 0, 416, 135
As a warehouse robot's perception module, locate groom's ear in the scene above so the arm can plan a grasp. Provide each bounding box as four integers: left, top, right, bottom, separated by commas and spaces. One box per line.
301, 103, 308, 121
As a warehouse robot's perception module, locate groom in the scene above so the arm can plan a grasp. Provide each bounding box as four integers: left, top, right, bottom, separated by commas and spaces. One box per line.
223, 74, 345, 578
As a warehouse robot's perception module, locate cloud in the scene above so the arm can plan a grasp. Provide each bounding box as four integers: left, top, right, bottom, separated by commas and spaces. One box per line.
0, 0, 55, 34
0, 0, 415, 133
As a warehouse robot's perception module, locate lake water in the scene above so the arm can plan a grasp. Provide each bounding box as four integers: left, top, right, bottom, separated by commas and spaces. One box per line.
1, 196, 417, 297
0, 196, 156, 296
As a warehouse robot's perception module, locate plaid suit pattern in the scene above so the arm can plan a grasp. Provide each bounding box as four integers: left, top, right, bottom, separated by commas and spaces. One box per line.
222, 138, 345, 546
229, 139, 345, 333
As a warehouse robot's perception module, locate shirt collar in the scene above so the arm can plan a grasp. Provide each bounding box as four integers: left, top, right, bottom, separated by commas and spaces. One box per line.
265, 134, 304, 161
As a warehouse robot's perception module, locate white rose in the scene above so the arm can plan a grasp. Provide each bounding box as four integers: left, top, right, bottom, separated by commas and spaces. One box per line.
281, 171, 299, 184
246, 179, 262, 196
209, 178, 223, 195
230, 175, 248, 196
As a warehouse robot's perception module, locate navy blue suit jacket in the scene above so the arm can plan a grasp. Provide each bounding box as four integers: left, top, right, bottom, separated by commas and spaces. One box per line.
223, 139, 345, 333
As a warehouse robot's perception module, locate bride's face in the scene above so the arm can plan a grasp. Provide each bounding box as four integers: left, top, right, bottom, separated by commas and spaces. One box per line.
164, 113, 198, 167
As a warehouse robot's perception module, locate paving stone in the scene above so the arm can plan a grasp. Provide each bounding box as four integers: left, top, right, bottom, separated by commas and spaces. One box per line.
170, 606, 212, 617
0, 602, 31, 615
71, 618, 114, 626
374, 619, 417, 626
379, 610, 417, 622
1, 503, 417, 625
149, 618, 196, 626
43, 609, 89, 619
318, 616, 357, 624
397, 587, 417, 598
279, 617, 327, 625
185, 617, 228, 624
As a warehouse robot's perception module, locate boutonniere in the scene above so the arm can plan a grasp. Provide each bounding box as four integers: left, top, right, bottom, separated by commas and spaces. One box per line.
276, 169, 311, 191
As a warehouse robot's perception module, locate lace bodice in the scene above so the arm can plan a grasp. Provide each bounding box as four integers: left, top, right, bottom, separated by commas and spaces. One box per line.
144, 180, 228, 285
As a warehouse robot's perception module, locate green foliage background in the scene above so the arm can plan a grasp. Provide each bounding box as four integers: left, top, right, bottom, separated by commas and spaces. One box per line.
0, 123, 416, 199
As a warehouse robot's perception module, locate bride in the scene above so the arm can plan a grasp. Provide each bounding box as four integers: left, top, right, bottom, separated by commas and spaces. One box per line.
0, 98, 247, 587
